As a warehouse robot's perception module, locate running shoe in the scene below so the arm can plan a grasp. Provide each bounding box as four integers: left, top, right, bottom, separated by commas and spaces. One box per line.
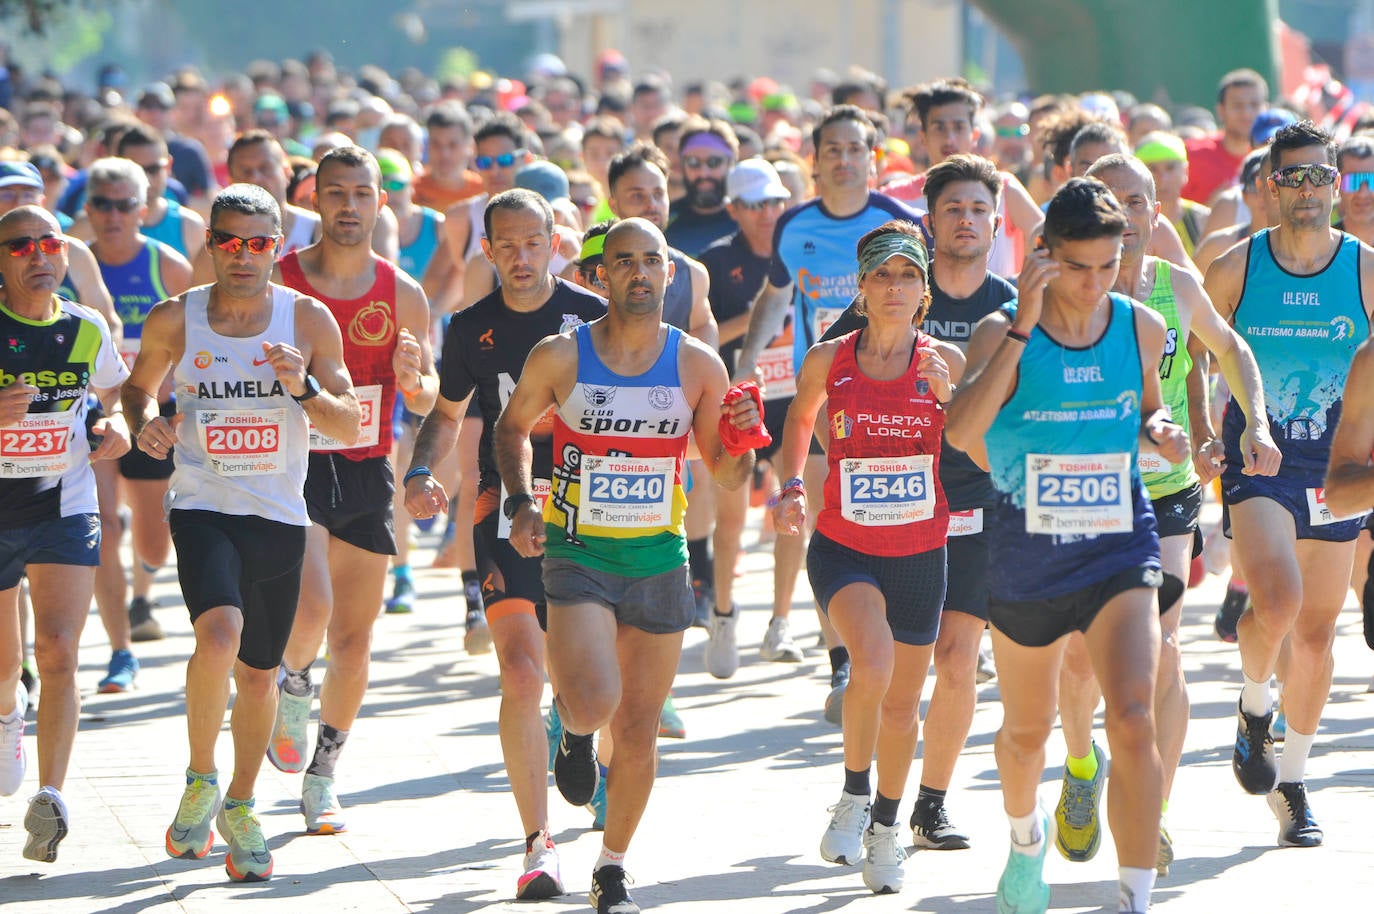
1268, 781, 1323, 847
20, 661, 38, 713
129, 595, 164, 642
704, 605, 739, 679
1054, 742, 1106, 862
590, 864, 638, 913
1156, 823, 1173, 877
1213, 586, 1247, 643
165, 775, 221, 859
517, 828, 565, 899
98, 649, 139, 694
819, 790, 870, 865
824, 662, 850, 726
587, 775, 608, 830
1232, 700, 1278, 795
690, 580, 713, 629
553, 730, 598, 806
759, 615, 803, 663
996, 810, 1050, 914
301, 773, 347, 834
1, 682, 27, 796
976, 646, 997, 684
385, 575, 416, 614
217, 801, 273, 882
267, 686, 312, 774
658, 694, 686, 739
23, 786, 69, 862
546, 705, 563, 772
862, 821, 907, 894
911, 800, 971, 850
464, 609, 493, 655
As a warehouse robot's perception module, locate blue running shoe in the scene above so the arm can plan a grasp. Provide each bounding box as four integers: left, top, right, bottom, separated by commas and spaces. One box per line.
997, 811, 1050, 914
98, 649, 139, 694
546, 705, 563, 773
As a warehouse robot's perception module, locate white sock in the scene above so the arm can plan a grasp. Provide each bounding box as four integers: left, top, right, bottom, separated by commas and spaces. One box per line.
1278, 726, 1317, 784
1008, 808, 1044, 856
1240, 675, 1272, 717
594, 845, 626, 872
1118, 865, 1155, 912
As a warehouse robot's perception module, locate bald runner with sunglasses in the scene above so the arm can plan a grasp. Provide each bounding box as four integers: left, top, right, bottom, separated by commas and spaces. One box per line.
0, 206, 130, 865
125, 183, 361, 882
1204, 121, 1374, 850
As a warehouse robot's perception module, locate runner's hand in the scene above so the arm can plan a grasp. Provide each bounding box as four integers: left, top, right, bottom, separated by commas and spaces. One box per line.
916, 346, 952, 402
771, 490, 806, 536
260, 341, 308, 397
392, 327, 422, 393
1013, 245, 1058, 331
1239, 422, 1282, 477
510, 503, 546, 558
404, 474, 449, 519
89, 412, 130, 462
1148, 416, 1190, 465
137, 412, 183, 458
1193, 437, 1225, 484
0, 381, 38, 427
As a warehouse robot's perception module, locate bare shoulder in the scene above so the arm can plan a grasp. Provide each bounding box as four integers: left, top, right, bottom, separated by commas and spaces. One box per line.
1206, 234, 1251, 282
679, 329, 727, 369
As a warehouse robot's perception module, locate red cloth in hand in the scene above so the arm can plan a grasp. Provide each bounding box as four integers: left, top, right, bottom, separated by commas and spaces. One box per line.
719, 381, 771, 456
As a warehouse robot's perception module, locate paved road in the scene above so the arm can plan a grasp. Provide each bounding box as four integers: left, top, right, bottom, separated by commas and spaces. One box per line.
3, 504, 1373, 912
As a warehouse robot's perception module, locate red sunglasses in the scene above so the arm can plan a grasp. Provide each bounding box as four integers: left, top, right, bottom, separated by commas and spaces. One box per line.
4, 235, 67, 257
208, 230, 281, 255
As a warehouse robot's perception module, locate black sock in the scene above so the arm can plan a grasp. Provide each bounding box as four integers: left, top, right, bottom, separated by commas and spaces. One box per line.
872, 792, 901, 827
915, 784, 946, 818
687, 537, 713, 593
829, 646, 850, 675
843, 767, 871, 797
461, 570, 482, 615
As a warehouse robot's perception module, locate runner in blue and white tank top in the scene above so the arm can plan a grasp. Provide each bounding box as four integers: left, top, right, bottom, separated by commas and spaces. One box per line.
1204, 121, 1374, 852
122, 184, 362, 884
946, 178, 1187, 914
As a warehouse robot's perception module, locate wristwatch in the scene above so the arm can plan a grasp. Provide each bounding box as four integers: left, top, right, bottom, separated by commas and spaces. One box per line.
292, 374, 321, 402
503, 492, 536, 520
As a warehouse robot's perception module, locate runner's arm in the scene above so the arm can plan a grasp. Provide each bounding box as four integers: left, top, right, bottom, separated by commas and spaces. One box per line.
733, 279, 791, 381
686, 341, 755, 491
122, 297, 183, 452
771, 341, 837, 533
685, 258, 720, 349
1325, 340, 1374, 516
294, 297, 362, 445
393, 273, 439, 416
1134, 305, 1189, 462
404, 390, 468, 519
494, 335, 572, 557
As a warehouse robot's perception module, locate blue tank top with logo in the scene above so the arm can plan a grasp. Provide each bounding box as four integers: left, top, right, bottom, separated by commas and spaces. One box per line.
985, 293, 1159, 601
1223, 229, 1368, 484
143, 198, 188, 257
100, 239, 171, 342
398, 206, 441, 280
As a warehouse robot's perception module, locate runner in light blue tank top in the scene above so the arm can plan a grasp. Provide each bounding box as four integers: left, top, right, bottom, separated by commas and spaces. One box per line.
398, 206, 441, 279
143, 197, 188, 256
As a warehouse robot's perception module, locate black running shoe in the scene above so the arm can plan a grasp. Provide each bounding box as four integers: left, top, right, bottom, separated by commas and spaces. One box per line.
1232, 701, 1278, 795
1214, 587, 1246, 643
554, 731, 598, 806
910, 801, 971, 850
1268, 781, 1323, 847
590, 864, 639, 914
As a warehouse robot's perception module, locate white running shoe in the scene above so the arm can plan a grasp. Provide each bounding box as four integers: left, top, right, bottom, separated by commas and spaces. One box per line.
302, 773, 347, 834
516, 828, 565, 899
820, 790, 870, 865
267, 687, 312, 774
24, 785, 69, 862
759, 616, 803, 663
0, 682, 26, 797
862, 821, 907, 894
704, 607, 739, 679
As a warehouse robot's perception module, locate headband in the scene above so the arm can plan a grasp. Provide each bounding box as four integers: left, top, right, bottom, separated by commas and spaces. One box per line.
579, 232, 606, 263
1134, 135, 1186, 165
680, 132, 734, 159
857, 232, 928, 281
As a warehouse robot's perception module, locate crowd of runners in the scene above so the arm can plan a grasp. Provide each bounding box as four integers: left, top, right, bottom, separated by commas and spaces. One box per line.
3, 49, 1374, 914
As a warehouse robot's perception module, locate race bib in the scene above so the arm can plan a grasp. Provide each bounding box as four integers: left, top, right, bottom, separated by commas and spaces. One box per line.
580, 455, 675, 529
0, 411, 76, 478
813, 307, 846, 341
310, 384, 381, 451
498, 477, 551, 539
1306, 487, 1366, 526
839, 455, 935, 526
1136, 451, 1171, 475
198, 408, 286, 477
1025, 453, 1131, 535
757, 343, 796, 401
948, 508, 983, 537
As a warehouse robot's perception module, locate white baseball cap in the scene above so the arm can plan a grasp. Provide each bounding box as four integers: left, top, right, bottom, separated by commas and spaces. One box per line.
726, 159, 790, 205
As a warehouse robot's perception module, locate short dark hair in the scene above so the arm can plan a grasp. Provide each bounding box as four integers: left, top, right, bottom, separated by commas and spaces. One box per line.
474, 111, 527, 149
1042, 177, 1128, 248
651, 112, 688, 148
317, 145, 380, 188
210, 182, 281, 233
483, 188, 554, 241
607, 142, 669, 195
1038, 109, 1098, 167
923, 153, 1001, 209
811, 104, 877, 153
583, 116, 625, 148
1069, 120, 1128, 160
1338, 135, 1374, 172
1240, 147, 1270, 188
1269, 120, 1336, 171
905, 78, 984, 129
1086, 153, 1156, 203
426, 102, 473, 135
115, 123, 168, 157
1218, 68, 1269, 106
227, 129, 284, 172
632, 75, 669, 101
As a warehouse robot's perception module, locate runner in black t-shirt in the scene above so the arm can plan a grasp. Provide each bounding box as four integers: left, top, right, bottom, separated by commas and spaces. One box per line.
819, 155, 1016, 851
403, 189, 604, 901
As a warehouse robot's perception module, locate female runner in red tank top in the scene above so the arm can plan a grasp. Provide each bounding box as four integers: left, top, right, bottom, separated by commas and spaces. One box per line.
773, 221, 964, 895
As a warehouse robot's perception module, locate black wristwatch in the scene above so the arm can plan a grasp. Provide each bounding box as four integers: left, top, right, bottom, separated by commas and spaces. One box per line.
292, 374, 321, 402
503, 492, 536, 519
